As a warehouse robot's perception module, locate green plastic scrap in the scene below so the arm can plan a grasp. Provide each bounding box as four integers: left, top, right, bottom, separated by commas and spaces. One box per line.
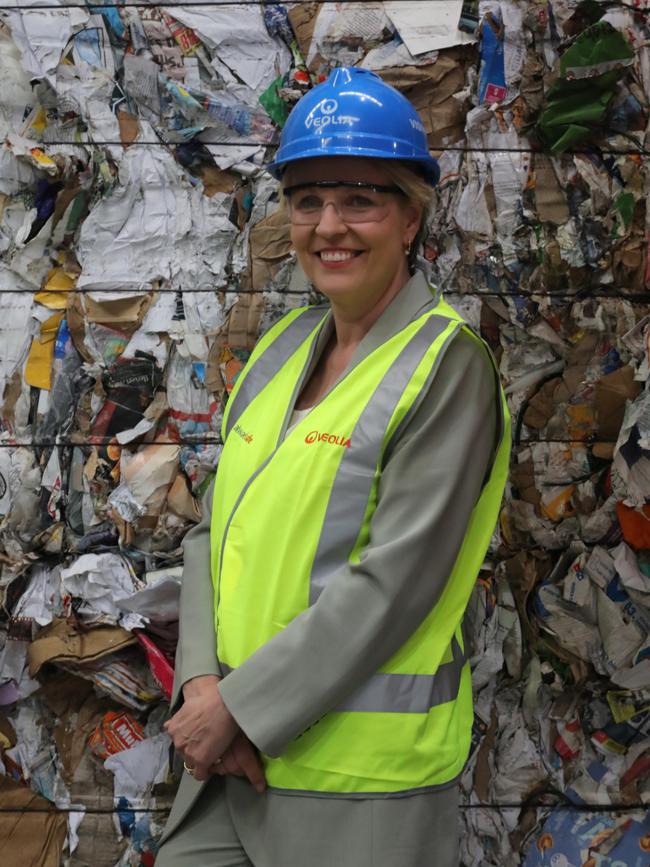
534, 21, 634, 153
259, 75, 289, 129
612, 190, 635, 235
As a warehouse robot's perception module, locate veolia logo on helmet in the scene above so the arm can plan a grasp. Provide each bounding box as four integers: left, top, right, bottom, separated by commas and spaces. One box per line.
304, 98, 360, 132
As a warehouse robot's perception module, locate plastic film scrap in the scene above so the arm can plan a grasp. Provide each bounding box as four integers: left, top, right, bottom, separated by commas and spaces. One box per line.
0, 2, 649, 865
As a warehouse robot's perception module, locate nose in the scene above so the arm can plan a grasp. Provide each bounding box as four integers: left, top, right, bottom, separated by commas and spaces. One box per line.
314, 201, 348, 237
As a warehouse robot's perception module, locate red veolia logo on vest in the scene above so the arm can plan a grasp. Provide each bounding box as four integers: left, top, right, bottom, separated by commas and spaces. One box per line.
305, 430, 352, 449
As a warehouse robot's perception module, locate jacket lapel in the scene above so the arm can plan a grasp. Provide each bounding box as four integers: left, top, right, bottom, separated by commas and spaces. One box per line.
293, 270, 438, 406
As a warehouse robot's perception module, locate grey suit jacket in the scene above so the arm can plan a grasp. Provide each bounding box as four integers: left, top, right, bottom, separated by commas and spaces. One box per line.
162, 271, 499, 838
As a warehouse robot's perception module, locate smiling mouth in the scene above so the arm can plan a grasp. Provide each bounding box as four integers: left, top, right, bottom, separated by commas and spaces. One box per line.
316, 250, 364, 262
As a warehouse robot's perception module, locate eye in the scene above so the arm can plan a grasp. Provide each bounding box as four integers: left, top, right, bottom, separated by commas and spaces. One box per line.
293, 193, 322, 211
346, 194, 375, 209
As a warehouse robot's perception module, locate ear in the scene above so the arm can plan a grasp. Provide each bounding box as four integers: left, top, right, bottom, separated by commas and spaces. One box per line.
402, 201, 423, 245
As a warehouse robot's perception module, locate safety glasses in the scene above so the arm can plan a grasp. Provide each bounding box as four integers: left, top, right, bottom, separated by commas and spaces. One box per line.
283, 181, 403, 225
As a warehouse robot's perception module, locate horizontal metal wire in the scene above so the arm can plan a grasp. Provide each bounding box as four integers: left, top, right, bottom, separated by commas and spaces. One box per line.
0, 286, 313, 296
0, 0, 508, 6
0, 440, 220, 447
8, 139, 650, 157
0, 288, 649, 300
0, 437, 619, 447
0, 0, 642, 11
0, 801, 646, 813
0, 806, 171, 814
0, 440, 220, 446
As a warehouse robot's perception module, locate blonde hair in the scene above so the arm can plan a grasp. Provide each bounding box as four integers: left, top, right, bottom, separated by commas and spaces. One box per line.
378, 161, 434, 272
279, 158, 434, 272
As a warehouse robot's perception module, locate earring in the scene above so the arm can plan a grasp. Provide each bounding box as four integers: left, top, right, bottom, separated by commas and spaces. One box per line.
404, 241, 411, 256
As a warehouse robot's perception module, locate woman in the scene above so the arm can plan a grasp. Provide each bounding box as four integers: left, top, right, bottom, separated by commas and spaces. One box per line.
156, 68, 510, 867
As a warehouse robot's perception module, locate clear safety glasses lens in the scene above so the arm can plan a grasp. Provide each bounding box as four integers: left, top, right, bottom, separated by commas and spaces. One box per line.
284, 182, 402, 225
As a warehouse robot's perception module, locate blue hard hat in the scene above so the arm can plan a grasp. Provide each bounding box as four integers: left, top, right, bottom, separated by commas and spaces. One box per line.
268, 67, 440, 186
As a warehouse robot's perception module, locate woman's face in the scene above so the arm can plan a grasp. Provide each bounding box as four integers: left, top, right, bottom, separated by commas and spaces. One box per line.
286, 157, 421, 309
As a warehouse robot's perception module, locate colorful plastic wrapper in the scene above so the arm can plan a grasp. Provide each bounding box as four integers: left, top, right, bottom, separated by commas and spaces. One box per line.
523, 808, 650, 866
88, 711, 146, 762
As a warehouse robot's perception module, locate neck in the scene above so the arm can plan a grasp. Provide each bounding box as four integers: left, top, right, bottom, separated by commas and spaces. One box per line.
329, 263, 411, 350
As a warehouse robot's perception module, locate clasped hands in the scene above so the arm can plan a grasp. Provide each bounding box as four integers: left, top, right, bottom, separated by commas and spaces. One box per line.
163, 674, 266, 792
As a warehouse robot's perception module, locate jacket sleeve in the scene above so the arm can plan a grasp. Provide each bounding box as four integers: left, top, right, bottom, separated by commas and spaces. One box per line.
170, 477, 219, 710
218, 330, 501, 756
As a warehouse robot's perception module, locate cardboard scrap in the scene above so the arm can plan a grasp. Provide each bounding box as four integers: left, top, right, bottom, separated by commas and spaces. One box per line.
117, 109, 140, 146
37, 672, 108, 785
166, 472, 201, 522
27, 620, 136, 677
595, 365, 642, 440
287, 2, 319, 62
82, 294, 155, 331
69, 810, 128, 867
379, 49, 472, 147
249, 208, 292, 290
0, 777, 67, 867
533, 154, 570, 225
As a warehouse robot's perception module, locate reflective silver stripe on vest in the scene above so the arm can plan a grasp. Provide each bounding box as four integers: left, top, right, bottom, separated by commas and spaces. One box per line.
335, 635, 466, 713
216, 634, 466, 714
224, 306, 327, 440
309, 313, 460, 605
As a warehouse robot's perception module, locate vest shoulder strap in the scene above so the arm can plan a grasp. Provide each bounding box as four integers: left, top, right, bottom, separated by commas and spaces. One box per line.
222, 306, 327, 440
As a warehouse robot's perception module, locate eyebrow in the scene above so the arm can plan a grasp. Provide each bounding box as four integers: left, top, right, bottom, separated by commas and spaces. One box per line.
283, 181, 402, 195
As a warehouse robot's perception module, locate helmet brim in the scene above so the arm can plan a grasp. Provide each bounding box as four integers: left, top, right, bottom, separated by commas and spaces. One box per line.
268, 148, 440, 187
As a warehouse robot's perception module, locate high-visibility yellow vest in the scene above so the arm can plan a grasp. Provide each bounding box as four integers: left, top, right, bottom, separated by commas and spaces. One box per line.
211, 292, 511, 795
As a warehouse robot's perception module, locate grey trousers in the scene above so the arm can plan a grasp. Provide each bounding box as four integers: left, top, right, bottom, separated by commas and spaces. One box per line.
155, 775, 460, 867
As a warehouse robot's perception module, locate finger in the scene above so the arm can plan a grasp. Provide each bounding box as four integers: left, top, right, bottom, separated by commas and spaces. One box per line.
232, 740, 266, 792
187, 742, 230, 774
219, 751, 243, 776
211, 757, 228, 775
210, 761, 235, 777
192, 763, 212, 782
165, 705, 188, 727
207, 752, 236, 775
164, 716, 184, 738
168, 730, 189, 753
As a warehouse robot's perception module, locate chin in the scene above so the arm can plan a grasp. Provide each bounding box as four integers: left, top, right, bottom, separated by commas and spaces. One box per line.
312, 276, 365, 299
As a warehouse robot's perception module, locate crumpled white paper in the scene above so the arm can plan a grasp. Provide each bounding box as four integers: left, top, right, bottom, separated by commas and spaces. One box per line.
60, 553, 140, 624
104, 732, 171, 806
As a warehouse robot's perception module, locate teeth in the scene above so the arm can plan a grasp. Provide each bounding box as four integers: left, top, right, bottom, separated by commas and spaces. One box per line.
320, 250, 356, 262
